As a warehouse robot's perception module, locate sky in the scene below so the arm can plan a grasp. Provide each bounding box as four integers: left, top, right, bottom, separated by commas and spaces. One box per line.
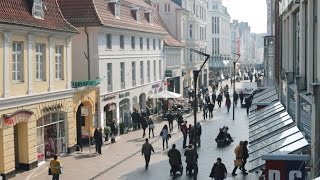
222, 0, 267, 34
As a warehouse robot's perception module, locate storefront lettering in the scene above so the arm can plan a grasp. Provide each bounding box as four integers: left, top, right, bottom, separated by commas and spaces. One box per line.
119, 92, 130, 98
42, 104, 63, 113
1, 110, 33, 128
103, 95, 116, 101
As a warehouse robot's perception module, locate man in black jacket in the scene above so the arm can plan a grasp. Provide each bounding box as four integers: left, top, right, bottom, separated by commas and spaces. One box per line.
209, 158, 227, 180
241, 141, 249, 174
211, 93, 217, 108
167, 111, 174, 132
208, 103, 214, 118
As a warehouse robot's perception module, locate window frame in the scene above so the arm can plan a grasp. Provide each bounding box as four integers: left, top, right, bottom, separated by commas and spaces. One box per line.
106, 34, 112, 50
131, 36, 136, 50
12, 42, 23, 82
120, 35, 124, 50
55, 46, 64, 80
147, 38, 150, 50
140, 37, 143, 50
132, 62, 136, 86
35, 44, 46, 81
107, 63, 113, 92
120, 62, 125, 89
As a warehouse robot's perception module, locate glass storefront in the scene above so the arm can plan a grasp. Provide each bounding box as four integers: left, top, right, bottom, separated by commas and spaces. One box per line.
36, 112, 66, 163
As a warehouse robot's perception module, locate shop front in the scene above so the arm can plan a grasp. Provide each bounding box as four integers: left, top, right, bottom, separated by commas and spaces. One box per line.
119, 98, 130, 128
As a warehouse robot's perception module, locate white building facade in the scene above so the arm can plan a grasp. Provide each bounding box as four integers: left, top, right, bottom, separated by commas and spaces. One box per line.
60, 0, 167, 127
151, 0, 209, 92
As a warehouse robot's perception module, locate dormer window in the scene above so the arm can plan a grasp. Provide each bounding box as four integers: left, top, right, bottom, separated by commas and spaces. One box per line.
131, 7, 140, 23
145, 10, 153, 25
32, 0, 44, 19
115, 3, 120, 18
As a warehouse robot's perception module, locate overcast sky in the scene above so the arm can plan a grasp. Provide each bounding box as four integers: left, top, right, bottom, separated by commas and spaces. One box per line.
222, 0, 267, 34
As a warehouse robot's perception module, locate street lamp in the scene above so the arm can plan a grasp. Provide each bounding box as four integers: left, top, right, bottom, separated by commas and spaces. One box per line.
187, 48, 210, 180
232, 53, 241, 120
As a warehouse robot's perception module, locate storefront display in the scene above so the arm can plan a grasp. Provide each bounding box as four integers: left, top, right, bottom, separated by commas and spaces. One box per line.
36, 112, 66, 163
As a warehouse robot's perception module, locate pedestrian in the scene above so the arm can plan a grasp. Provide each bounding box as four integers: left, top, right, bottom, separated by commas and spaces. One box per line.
141, 116, 148, 138
208, 102, 214, 118
232, 141, 244, 176
131, 109, 141, 130
224, 91, 230, 99
181, 121, 188, 148
199, 97, 204, 111
241, 141, 249, 173
167, 144, 182, 176
110, 119, 118, 143
245, 96, 252, 115
209, 157, 227, 180
217, 93, 223, 108
176, 111, 183, 131
203, 103, 208, 120
188, 124, 195, 145
93, 128, 99, 153
96, 128, 103, 154
196, 122, 202, 147
211, 92, 217, 108
148, 118, 155, 138
205, 94, 211, 104
160, 124, 169, 150
233, 92, 239, 106
166, 111, 174, 132
225, 98, 231, 113
239, 91, 244, 105
141, 138, 155, 170
49, 154, 62, 180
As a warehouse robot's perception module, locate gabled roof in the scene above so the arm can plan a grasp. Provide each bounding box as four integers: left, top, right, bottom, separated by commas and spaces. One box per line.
0, 0, 78, 33
58, 0, 167, 34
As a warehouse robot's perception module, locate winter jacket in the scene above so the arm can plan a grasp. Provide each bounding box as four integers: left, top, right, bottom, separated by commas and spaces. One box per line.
50, 159, 61, 175
234, 145, 242, 159
209, 163, 227, 179
212, 94, 217, 102
242, 145, 249, 159
142, 142, 154, 155
184, 147, 198, 164
161, 128, 169, 140
168, 148, 182, 166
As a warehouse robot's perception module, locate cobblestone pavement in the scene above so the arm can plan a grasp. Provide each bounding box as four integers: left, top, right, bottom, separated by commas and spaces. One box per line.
13, 81, 260, 180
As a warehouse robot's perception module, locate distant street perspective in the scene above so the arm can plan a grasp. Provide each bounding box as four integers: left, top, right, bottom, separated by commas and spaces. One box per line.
0, 0, 318, 180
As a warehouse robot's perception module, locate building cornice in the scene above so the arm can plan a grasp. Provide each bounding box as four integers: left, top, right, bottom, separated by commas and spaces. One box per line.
0, 89, 74, 110
99, 54, 165, 59
100, 81, 162, 96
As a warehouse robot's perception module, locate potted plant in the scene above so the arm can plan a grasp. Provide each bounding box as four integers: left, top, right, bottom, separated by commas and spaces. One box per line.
104, 126, 111, 142
119, 122, 125, 134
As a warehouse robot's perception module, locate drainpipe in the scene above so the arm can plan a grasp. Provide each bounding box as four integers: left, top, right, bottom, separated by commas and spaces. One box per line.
84, 27, 91, 80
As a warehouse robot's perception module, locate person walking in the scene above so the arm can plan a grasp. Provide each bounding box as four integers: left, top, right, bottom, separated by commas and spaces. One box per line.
166, 111, 174, 132
209, 158, 227, 180
93, 128, 99, 153
225, 98, 231, 113
196, 122, 202, 147
205, 94, 211, 104
232, 141, 244, 176
148, 118, 155, 138
160, 125, 169, 150
245, 96, 252, 115
241, 141, 249, 174
181, 121, 188, 148
239, 91, 244, 105
208, 102, 214, 118
176, 111, 183, 131
199, 97, 204, 111
141, 138, 155, 170
96, 128, 103, 154
141, 116, 148, 138
131, 109, 141, 130
188, 124, 195, 145
233, 92, 239, 106
211, 92, 217, 108
203, 103, 208, 120
217, 93, 223, 108
49, 154, 62, 180
110, 119, 118, 143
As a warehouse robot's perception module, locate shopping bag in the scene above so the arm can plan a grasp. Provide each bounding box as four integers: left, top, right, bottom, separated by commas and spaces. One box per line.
234, 159, 242, 166
48, 167, 52, 175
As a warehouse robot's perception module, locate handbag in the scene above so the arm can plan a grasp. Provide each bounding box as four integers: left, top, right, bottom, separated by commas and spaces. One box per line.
48, 167, 52, 175
149, 124, 155, 129
234, 159, 242, 166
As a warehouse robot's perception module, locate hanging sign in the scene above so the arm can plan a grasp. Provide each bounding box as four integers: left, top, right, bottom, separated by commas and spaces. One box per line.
1, 110, 33, 128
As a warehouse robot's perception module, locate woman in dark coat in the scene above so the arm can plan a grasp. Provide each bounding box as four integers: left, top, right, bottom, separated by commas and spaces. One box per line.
225, 98, 231, 113
110, 120, 118, 143
141, 116, 148, 138
96, 128, 103, 154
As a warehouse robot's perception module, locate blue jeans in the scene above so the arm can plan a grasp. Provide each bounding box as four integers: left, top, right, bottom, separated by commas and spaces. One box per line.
52, 174, 60, 180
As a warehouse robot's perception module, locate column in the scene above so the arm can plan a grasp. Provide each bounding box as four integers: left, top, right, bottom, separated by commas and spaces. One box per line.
3, 32, 12, 98
66, 38, 72, 89
27, 34, 34, 94
48, 36, 54, 91
310, 83, 320, 178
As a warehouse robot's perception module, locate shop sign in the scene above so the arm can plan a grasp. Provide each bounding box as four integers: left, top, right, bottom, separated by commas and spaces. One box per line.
152, 83, 160, 89
102, 95, 116, 101
81, 106, 90, 116
42, 104, 63, 113
119, 92, 130, 98
1, 110, 33, 128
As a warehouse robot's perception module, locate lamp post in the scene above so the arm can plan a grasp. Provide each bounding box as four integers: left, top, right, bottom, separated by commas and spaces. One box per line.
187, 48, 210, 180
232, 53, 241, 120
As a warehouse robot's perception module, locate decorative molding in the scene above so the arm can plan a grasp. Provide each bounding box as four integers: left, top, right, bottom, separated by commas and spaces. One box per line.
66, 37, 72, 89
48, 36, 55, 91
3, 32, 12, 98
27, 33, 34, 94
3, 31, 12, 43
0, 89, 74, 111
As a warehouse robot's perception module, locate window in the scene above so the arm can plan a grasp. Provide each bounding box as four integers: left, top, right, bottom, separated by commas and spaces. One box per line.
131, 36, 135, 50
106, 34, 112, 49
107, 63, 112, 91
120, 62, 125, 89
120, 35, 124, 49
36, 44, 45, 81
147, 38, 150, 50
55, 46, 63, 80
136, 11, 140, 22
212, 17, 220, 34
164, 3, 170, 13
159, 60, 161, 79
115, 3, 120, 18
32, 0, 44, 19
147, 61, 150, 82
189, 24, 193, 39
153, 39, 156, 50
140, 37, 143, 50
153, 3, 159, 12
158, 39, 161, 50
140, 61, 144, 84
153, 60, 156, 81
293, 12, 300, 77
132, 62, 136, 86
12, 42, 23, 82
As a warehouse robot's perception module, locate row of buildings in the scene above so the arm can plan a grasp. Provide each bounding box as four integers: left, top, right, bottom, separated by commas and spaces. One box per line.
263, 0, 320, 178
0, 0, 211, 178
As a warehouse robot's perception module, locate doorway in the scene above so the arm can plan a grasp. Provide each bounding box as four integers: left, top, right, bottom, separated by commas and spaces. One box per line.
14, 125, 19, 169
76, 104, 84, 150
